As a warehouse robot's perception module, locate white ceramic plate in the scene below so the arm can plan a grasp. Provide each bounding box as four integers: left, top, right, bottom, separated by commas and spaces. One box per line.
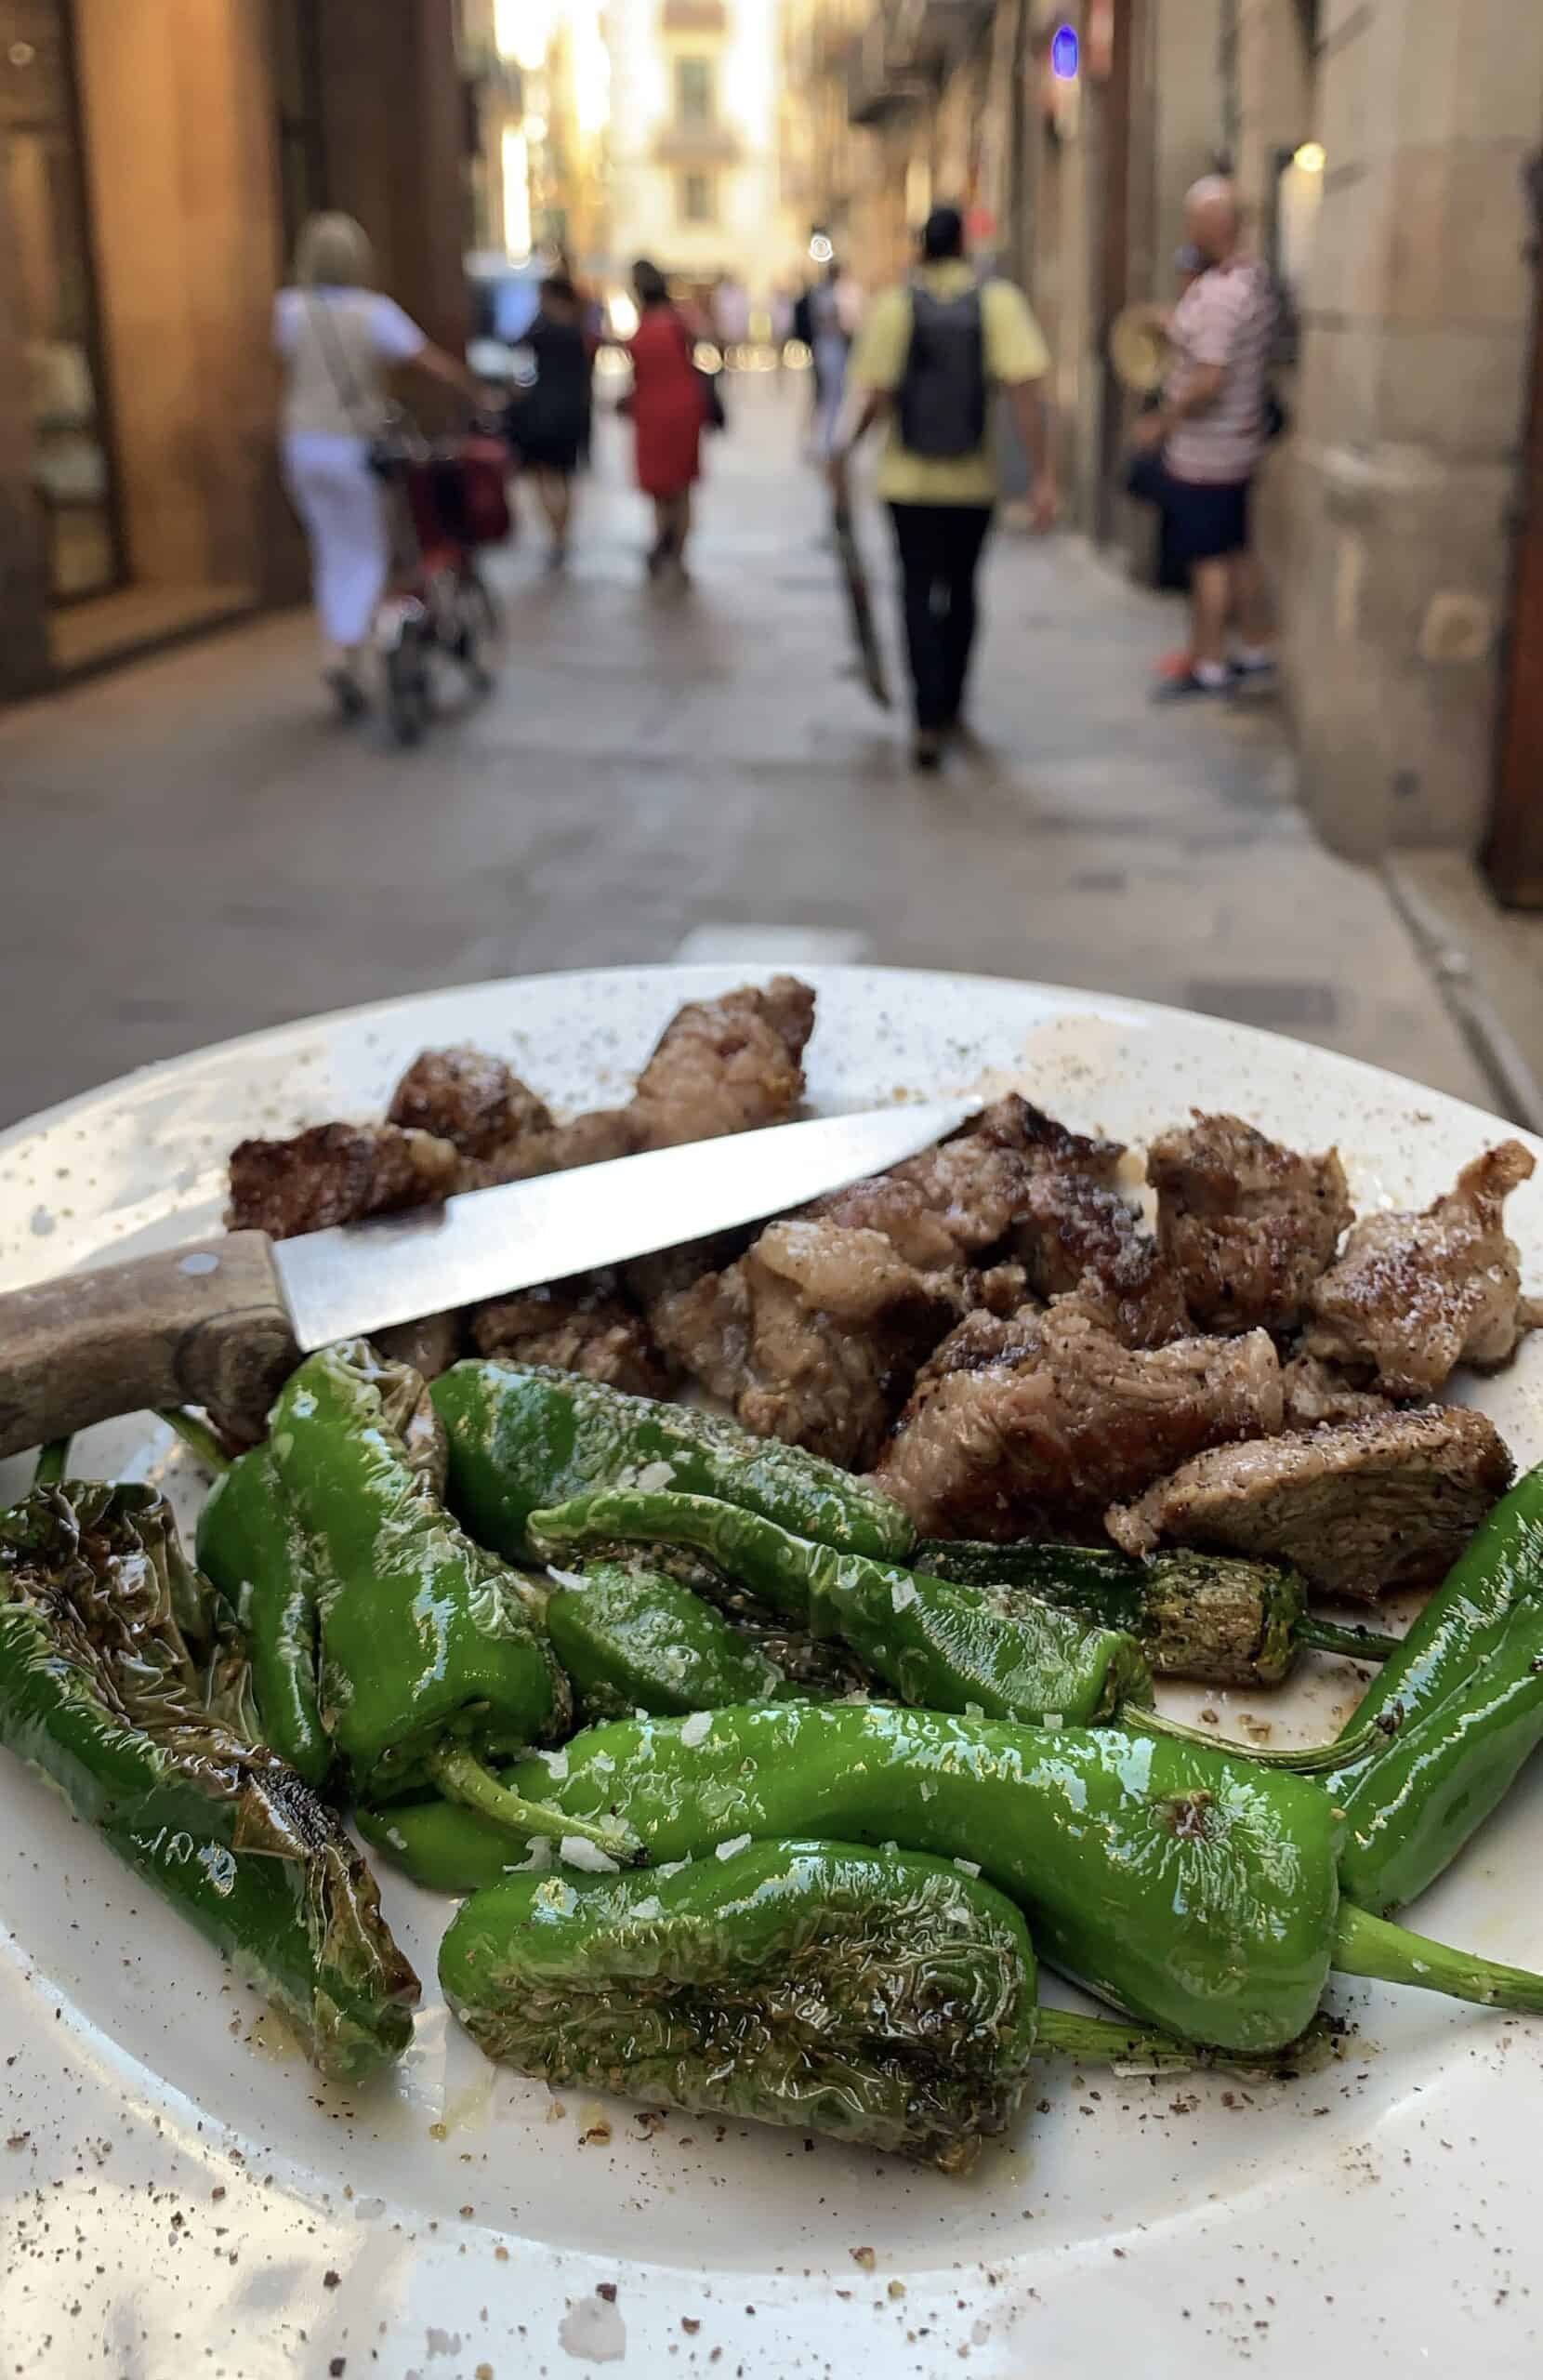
4, 966, 1543, 2379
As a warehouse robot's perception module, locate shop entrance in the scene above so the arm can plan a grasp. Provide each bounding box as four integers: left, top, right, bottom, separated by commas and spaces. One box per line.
1, 1, 122, 602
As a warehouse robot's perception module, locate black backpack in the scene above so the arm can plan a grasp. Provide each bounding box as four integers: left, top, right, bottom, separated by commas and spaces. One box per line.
898, 283, 987, 458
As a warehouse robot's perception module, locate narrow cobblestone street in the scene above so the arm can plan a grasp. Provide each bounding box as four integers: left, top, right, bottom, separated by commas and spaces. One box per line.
0, 376, 1496, 1128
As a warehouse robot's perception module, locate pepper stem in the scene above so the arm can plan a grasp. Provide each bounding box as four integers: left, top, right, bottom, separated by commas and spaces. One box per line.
1137, 1706, 1392, 1773
1333, 1901, 1543, 2016
158, 1408, 232, 1476
427, 1747, 643, 1868
1298, 1617, 1401, 1662
33, 1440, 71, 1489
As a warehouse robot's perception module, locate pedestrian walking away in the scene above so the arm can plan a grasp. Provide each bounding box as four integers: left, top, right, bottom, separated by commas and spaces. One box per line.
1129, 175, 1278, 702
275, 211, 481, 720
508, 275, 593, 568
626, 258, 707, 581
833, 204, 1059, 771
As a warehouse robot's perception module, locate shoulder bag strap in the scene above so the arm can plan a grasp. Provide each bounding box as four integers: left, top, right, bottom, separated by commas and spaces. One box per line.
305, 291, 373, 431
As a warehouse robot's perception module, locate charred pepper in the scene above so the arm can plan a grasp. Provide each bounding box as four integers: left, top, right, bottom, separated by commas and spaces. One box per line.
439, 1838, 1248, 2171
530, 1490, 1374, 1765
431, 1360, 915, 1562
532, 1488, 1150, 1726
417, 1702, 1543, 2050
918, 1539, 1398, 1686
0, 1472, 419, 2082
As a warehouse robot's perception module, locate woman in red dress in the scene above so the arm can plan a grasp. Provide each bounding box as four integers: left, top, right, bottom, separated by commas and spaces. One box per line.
627, 258, 705, 578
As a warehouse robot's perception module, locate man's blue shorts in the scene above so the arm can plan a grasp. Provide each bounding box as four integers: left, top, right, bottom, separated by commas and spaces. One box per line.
1164, 473, 1252, 563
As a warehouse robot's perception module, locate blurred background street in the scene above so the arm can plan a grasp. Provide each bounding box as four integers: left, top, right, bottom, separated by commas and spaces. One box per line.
1, 0, 1540, 1130
0, 377, 1507, 1125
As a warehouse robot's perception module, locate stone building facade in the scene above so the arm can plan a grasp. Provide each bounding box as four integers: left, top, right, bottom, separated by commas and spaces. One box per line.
788, 0, 1543, 887
0, 0, 472, 705
604, 0, 797, 302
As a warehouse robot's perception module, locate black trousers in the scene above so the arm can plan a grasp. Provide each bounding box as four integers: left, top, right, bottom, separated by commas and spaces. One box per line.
887, 501, 994, 733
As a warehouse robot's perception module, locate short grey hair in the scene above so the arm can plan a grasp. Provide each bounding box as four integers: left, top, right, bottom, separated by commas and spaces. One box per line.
294, 212, 376, 289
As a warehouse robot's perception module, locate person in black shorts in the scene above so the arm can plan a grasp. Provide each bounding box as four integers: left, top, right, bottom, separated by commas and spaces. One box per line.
508, 276, 593, 567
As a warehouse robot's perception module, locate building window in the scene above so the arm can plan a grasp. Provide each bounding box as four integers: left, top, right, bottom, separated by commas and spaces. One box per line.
679, 169, 715, 223
675, 56, 715, 126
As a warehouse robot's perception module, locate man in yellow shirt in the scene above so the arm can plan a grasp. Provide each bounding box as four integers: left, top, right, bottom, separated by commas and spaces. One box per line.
834, 205, 1058, 768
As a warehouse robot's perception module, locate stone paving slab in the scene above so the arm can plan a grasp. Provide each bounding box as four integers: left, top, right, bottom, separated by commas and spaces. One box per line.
0, 377, 1498, 1129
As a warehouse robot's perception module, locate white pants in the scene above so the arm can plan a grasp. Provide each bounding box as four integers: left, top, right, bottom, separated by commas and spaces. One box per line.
283, 432, 389, 649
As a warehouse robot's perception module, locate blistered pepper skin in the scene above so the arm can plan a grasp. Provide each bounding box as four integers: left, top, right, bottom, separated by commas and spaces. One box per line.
196, 1447, 330, 1788
431, 1361, 916, 1563
531, 1490, 1154, 1727
270, 1343, 568, 1796
918, 1540, 1313, 1686
0, 1480, 419, 2082
442, 1839, 1041, 2169
374, 1700, 1346, 2052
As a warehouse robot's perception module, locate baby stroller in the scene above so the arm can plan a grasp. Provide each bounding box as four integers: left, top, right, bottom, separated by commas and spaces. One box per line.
373, 411, 512, 746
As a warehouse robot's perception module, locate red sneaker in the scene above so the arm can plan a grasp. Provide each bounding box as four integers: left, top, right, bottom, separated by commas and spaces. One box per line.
1155, 648, 1195, 681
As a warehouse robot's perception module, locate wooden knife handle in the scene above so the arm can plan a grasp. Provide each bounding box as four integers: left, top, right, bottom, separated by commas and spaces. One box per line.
0, 1231, 298, 1461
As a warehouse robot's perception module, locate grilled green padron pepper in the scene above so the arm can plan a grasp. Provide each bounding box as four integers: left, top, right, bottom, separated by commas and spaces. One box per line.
1325, 1462, 1543, 1913
419, 1703, 1543, 2051
545, 1558, 798, 1720
193, 1438, 330, 1788
0, 1474, 419, 2082
267, 1342, 636, 1863
532, 1488, 1152, 1727
919, 1540, 1399, 1686
440, 1838, 1243, 2171
431, 1361, 915, 1562
529, 1491, 1376, 1767
1337, 1461, 1543, 1745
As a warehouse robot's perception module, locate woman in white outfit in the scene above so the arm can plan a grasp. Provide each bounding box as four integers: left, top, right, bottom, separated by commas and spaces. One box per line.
275, 212, 475, 717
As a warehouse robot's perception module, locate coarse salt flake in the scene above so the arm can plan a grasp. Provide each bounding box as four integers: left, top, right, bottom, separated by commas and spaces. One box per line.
715, 1833, 753, 1861
890, 1580, 919, 1613
632, 1460, 676, 1492
679, 1712, 713, 1748
546, 1564, 589, 1593
560, 1836, 620, 1873
954, 1858, 982, 1877
539, 1748, 570, 1779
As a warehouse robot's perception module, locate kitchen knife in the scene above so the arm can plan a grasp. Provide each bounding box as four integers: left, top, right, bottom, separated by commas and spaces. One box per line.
0, 1097, 979, 1459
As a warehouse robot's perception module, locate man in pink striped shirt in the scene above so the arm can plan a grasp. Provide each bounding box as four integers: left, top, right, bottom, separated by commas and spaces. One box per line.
1134, 178, 1278, 700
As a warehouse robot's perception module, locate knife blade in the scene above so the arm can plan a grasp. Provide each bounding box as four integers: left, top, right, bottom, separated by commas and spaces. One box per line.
274, 1096, 980, 1348
0, 1097, 980, 1459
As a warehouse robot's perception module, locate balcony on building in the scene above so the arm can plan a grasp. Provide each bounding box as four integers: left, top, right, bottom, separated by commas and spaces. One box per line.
660, 0, 727, 32
653, 119, 743, 165
846, 16, 929, 125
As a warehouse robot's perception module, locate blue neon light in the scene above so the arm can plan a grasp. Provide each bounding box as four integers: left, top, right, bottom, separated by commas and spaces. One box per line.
1050, 23, 1079, 77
